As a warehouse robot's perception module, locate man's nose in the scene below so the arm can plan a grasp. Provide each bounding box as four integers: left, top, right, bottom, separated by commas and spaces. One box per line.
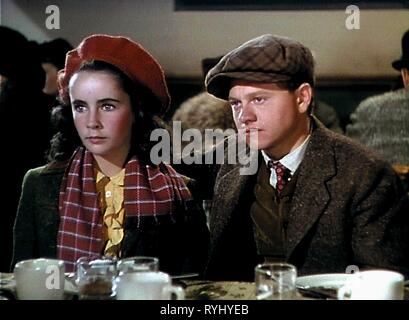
238, 103, 256, 125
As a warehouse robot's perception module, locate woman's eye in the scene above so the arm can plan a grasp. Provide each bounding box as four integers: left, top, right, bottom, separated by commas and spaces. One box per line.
73, 104, 86, 112
102, 104, 115, 111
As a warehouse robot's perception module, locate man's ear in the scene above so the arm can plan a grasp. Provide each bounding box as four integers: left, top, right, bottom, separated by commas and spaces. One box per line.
401, 68, 409, 88
295, 83, 312, 113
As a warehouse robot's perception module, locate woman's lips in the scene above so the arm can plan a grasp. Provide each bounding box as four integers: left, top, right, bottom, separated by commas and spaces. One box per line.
86, 137, 106, 144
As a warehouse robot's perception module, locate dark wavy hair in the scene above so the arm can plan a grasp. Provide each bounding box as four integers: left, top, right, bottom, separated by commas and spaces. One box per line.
47, 60, 169, 164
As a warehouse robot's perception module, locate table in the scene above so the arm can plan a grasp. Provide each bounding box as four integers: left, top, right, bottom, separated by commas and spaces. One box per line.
181, 279, 409, 300
2, 272, 408, 300
182, 280, 256, 300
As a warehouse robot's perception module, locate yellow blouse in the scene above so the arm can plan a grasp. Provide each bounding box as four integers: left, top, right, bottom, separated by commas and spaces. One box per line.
95, 168, 126, 258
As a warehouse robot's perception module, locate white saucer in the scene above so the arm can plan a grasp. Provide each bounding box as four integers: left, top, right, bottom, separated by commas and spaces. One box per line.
296, 273, 352, 289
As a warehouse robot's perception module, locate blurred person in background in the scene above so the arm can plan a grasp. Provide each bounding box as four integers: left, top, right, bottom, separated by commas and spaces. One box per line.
313, 100, 343, 134
172, 57, 237, 224
0, 26, 50, 272
172, 92, 236, 156
172, 91, 236, 227
39, 38, 73, 98
347, 29, 409, 192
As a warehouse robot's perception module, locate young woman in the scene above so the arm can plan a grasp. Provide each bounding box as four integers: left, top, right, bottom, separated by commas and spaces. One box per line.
12, 35, 209, 274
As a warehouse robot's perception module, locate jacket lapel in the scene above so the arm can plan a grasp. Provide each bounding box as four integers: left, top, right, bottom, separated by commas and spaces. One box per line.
210, 152, 258, 245
285, 124, 337, 259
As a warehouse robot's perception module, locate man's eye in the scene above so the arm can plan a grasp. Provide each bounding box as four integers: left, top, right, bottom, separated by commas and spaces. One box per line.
253, 97, 265, 104
229, 100, 241, 110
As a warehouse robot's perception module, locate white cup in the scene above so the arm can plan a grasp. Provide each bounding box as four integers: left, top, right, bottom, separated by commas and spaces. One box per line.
14, 258, 65, 300
337, 270, 404, 300
115, 271, 184, 300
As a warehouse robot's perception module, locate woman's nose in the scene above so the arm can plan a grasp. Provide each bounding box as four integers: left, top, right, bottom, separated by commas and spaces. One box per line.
86, 110, 102, 129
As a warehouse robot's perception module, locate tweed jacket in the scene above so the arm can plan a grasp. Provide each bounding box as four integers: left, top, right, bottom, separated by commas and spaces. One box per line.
183, 119, 409, 281
346, 87, 409, 166
12, 162, 209, 276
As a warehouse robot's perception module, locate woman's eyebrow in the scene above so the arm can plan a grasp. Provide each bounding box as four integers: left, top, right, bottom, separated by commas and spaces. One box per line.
71, 98, 122, 105
71, 99, 86, 104
97, 98, 121, 103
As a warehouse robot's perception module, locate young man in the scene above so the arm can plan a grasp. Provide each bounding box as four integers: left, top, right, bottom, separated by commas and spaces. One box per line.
189, 34, 409, 281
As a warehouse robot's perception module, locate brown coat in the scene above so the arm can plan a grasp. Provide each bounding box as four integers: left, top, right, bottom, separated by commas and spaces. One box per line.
184, 119, 409, 281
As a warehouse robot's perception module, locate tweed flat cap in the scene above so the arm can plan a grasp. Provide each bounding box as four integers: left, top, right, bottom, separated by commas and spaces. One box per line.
58, 34, 170, 115
205, 34, 315, 100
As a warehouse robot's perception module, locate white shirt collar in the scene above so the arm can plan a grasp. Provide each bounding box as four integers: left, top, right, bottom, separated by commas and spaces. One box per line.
261, 135, 311, 187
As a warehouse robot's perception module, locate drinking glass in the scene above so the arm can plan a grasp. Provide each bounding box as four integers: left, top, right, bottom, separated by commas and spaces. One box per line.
117, 256, 159, 275
75, 256, 118, 300
255, 262, 297, 300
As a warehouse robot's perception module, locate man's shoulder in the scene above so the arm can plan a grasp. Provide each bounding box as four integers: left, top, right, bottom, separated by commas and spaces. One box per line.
312, 125, 390, 169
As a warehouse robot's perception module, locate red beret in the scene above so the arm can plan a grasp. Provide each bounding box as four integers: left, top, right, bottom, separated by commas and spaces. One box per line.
58, 34, 170, 115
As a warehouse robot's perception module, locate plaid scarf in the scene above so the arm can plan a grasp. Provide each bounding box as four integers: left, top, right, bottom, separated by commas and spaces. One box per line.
57, 147, 192, 271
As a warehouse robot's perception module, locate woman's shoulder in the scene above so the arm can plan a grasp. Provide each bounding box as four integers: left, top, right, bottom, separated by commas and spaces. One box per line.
25, 160, 69, 179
